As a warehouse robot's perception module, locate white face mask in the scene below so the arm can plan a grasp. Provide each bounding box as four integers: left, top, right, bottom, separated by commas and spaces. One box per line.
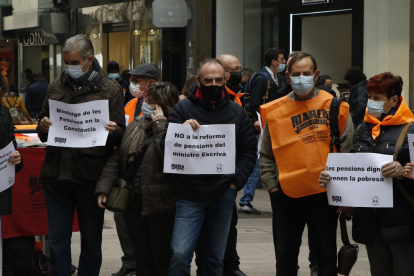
289, 74, 316, 96
129, 82, 146, 99
141, 102, 154, 118
367, 99, 390, 118
66, 59, 89, 79
277, 63, 286, 73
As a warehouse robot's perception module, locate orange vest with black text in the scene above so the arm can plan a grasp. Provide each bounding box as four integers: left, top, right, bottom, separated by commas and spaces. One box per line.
260, 90, 349, 198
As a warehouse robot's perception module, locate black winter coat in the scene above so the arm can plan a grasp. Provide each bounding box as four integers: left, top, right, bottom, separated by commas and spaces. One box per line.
249, 67, 286, 122
349, 80, 368, 128
351, 121, 414, 246
0, 106, 23, 215
168, 90, 257, 202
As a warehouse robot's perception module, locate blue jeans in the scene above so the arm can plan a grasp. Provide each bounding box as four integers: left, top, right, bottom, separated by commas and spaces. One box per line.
169, 187, 237, 276
43, 180, 105, 276
240, 157, 260, 205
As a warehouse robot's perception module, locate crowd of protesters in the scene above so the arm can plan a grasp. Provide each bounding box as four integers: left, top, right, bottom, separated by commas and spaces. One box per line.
1, 33, 414, 276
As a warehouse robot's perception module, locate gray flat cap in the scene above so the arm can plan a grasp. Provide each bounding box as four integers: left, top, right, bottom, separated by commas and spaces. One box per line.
129, 63, 160, 80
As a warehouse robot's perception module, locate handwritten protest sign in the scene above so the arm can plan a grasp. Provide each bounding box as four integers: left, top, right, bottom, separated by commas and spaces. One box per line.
164, 123, 235, 174
0, 142, 15, 194
326, 153, 393, 207
48, 100, 110, 148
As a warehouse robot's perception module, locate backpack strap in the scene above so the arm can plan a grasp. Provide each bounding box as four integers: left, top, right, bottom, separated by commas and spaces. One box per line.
393, 122, 414, 213
329, 97, 345, 153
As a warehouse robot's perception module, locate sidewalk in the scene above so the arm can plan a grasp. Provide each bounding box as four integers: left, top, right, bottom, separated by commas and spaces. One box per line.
71, 188, 371, 275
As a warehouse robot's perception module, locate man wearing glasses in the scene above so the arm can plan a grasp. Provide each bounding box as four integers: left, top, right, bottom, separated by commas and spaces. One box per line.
168, 58, 257, 276
124, 63, 160, 125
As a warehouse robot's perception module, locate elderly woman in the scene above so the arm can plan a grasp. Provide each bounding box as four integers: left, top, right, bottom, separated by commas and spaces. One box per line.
95, 82, 179, 276
320, 72, 414, 275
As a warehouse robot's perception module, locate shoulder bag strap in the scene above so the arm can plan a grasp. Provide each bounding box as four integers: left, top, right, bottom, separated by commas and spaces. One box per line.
329, 97, 344, 153
393, 122, 414, 212
339, 213, 352, 247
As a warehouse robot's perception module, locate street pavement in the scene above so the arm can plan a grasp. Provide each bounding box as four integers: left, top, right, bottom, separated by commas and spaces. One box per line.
71, 187, 371, 276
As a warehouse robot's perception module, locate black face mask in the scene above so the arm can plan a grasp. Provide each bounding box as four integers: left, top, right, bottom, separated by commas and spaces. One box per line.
200, 81, 225, 102
226, 71, 242, 92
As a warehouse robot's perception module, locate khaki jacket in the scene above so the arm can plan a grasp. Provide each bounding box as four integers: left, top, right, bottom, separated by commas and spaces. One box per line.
96, 116, 176, 217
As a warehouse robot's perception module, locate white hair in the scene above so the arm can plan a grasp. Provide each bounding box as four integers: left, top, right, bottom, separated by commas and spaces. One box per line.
62, 34, 94, 60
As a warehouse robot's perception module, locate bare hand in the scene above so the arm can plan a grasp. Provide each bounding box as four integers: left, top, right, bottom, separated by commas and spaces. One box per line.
337, 206, 353, 220
9, 151, 21, 165
318, 171, 330, 188
269, 187, 279, 194
230, 184, 238, 190
39, 117, 52, 133
184, 119, 200, 131
105, 121, 117, 135
97, 194, 107, 209
254, 121, 261, 132
382, 161, 404, 178
151, 104, 166, 121
403, 163, 414, 179
179, 94, 187, 101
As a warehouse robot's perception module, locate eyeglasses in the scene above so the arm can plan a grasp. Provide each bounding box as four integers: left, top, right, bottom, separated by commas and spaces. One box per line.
202, 77, 225, 85
143, 95, 156, 105
224, 67, 243, 72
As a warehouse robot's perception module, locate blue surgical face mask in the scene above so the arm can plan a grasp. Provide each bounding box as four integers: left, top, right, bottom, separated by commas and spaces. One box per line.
289, 74, 315, 96
277, 63, 286, 73
108, 73, 119, 79
141, 102, 154, 118
66, 59, 89, 79
367, 99, 389, 118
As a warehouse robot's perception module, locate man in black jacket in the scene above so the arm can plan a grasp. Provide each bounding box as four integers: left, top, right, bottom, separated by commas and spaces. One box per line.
250, 48, 286, 132
168, 58, 257, 276
25, 72, 48, 120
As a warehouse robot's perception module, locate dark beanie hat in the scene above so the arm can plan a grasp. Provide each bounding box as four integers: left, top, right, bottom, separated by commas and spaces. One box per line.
107, 61, 120, 72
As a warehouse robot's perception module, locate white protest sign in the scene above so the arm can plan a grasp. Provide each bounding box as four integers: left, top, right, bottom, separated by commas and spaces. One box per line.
0, 142, 16, 193
164, 123, 235, 174
48, 100, 110, 148
326, 153, 393, 207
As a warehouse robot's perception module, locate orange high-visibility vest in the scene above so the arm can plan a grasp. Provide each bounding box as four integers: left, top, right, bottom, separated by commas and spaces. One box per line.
260, 90, 349, 198
124, 98, 143, 124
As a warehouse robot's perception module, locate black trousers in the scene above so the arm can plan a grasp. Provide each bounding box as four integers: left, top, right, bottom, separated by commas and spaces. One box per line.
123, 194, 175, 276
196, 203, 240, 274
270, 190, 338, 276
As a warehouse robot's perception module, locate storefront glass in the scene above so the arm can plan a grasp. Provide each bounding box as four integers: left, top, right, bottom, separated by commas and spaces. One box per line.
244, 0, 279, 72
78, 1, 162, 73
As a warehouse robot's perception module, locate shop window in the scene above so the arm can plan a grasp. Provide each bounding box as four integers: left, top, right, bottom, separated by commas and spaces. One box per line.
78, 1, 162, 73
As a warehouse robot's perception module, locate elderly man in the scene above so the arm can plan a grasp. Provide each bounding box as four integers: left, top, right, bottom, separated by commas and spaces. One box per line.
168, 58, 257, 276
124, 63, 160, 125
259, 51, 354, 275
37, 34, 125, 276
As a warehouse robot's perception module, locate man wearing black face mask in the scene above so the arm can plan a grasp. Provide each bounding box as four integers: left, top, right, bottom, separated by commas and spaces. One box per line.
217, 55, 244, 107
167, 58, 256, 276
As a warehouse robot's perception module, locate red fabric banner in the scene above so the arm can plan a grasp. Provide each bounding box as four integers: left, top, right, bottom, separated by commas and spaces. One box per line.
2, 148, 79, 239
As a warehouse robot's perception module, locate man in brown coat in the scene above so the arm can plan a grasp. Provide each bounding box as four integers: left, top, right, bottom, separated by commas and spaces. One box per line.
37, 34, 125, 276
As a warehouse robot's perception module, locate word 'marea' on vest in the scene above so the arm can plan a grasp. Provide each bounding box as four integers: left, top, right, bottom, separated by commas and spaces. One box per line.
290, 109, 329, 134
259, 91, 349, 199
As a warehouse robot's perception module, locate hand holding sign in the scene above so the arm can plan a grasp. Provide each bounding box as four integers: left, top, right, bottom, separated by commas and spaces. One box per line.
105, 121, 117, 135
39, 117, 52, 133
8, 151, 21, 165
403, 163, 414, 179
184, 119, 200, 130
